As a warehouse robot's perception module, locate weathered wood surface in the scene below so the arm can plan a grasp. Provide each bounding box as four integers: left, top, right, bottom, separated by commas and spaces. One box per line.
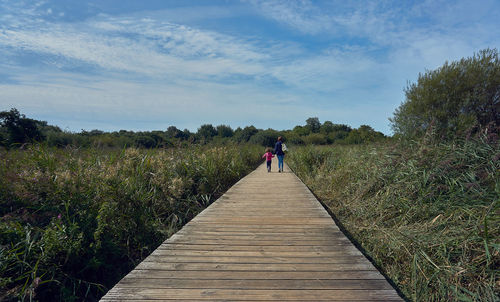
101, 161, 402, 301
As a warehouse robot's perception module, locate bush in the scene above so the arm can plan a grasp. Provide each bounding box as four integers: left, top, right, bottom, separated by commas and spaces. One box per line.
302, 133, 328, 145
46, 130, 76, 147
134, 135, 157, 148
286, 133, 305, 145
342, 125, 385, 144
248, 129, 282, 147
0, 108, 45, 147
233, 126, 258, 143
197, 124, 217, 143
391, 48, 500, 138
327, 130, 349, 143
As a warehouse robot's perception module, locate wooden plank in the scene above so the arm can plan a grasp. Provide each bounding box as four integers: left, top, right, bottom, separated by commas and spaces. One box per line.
178, 226, 340, 232
135, 262, 377, 271
101, 288, 401, 300
157, 244, 354, 252
125, 270, 386, 280
159, 239, 353, 246
143, 255, 368, 264
100, 161, 402, 301
116, 278, 394, 290
190, 219, 334, 225
168, 235, 350, 241
149, 249, 363, 258
174, 230, 341, 236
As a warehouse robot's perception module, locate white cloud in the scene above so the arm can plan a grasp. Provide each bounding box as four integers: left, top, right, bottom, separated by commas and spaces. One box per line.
1, 70, 319, 131
248, 0, 333, 34
1, 0, 499, 135
270, 50, 381, 93
0, 10, 271, 81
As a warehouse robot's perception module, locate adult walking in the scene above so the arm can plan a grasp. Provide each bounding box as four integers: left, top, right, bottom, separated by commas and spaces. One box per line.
274, 136, 285, 173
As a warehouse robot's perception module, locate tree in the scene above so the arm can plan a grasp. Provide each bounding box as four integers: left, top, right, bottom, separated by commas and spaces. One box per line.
344, 130, 363, 144
390, 48, 500, 138
166, 126, 181, 138
233, 126, 258, 142
81, 129, 104, 136
320, 121, 335, 134
358, 125, 385, 142
0, 108, 44, 147
135, 135, 156, 148
286, 133, 305, 145
292, 125, 310, 136
327, 130, 349, 142
150, 131, 167, 146
331, 124, 352, 132
305, 117, 321, 133
303, 133, 327, 145
249, 129, 282, 147
197, 124, 217, 142
216, 125, 234, 138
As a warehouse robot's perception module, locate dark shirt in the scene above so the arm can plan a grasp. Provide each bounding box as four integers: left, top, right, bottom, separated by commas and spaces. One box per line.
274, 141, 284, 156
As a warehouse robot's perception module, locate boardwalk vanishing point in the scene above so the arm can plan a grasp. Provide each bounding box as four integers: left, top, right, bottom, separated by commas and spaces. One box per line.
101, 161, 403, 301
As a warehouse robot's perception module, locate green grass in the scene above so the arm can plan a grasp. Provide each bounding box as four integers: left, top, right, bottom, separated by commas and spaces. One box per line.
287, 133, 499, 301
0, 144, 262, 301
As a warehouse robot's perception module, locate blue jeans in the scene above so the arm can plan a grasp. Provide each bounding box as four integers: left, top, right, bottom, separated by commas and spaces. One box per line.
277, 155, 284, 171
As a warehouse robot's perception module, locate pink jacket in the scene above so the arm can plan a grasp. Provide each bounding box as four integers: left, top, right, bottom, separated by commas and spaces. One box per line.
262, 151, 274, 161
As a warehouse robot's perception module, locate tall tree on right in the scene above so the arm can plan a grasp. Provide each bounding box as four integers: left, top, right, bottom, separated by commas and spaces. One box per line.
390, 48, 500, 139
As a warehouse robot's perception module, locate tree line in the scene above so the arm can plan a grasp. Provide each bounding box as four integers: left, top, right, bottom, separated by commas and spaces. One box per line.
2, 48, 498, 149
0, 109, 386, 149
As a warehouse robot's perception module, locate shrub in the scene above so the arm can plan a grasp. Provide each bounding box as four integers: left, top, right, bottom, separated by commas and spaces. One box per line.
0, 108, 45, 147
302, 133, 328, 145
248, 129, 283, 147
390, 48, 500, 138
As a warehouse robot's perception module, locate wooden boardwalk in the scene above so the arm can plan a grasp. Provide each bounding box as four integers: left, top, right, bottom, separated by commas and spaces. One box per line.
101, 161, 403, 301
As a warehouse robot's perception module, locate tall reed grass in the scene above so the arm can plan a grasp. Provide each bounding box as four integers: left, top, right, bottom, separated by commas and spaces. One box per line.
287, 133, 499, 301
0, 144, 261, 301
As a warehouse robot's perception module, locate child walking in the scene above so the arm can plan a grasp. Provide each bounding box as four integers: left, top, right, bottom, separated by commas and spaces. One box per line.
262, 148, 275, 172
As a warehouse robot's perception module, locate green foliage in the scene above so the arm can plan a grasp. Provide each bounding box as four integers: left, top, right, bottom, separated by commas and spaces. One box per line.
327, 130, 349, 142
305, 117, 321, 133
233, 126, 258, 143
343, 125, 385, 144
284, 132, 305, 145
391, 48, 500, 138
320, 121, 352, 134
290, 118, 378, 145
302, 133, 328, 145
0, 110, 385, 149
166, 126, 185, 140
248, 129, 283, 147
216, 125, 234, 138
134, 135, 156, 148
197, 124, 217, 142
287, 133, 500, 301
0, 144, 262, 301
292, 125, 310, 136
0, 108, 45, 147
45, 130, 76, 147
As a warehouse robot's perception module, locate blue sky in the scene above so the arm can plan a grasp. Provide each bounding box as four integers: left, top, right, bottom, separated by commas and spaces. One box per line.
1, 0, 499, 134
